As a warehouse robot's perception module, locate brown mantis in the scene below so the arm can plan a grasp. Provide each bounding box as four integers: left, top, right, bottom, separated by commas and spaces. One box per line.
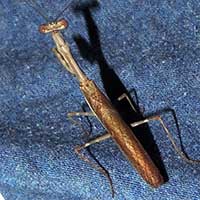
22, 0, 200, 197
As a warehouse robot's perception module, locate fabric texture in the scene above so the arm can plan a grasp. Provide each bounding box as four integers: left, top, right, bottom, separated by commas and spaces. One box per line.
0, 0, 200, 199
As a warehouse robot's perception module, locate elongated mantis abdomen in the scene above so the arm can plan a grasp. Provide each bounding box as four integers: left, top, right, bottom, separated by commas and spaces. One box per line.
80, 78, 164, 187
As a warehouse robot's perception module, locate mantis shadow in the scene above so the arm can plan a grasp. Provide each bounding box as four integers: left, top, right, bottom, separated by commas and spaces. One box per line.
72, 0, 168, 182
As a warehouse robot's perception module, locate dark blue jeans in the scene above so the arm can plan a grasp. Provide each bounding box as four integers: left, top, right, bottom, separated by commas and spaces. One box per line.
0, 0, 199, 199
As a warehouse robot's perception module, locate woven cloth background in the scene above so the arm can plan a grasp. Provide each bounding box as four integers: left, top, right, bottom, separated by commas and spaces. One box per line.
0, 0, 200, 199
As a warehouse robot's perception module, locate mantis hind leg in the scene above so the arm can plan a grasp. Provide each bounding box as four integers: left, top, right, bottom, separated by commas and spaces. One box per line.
130, 116, 200, 164
118, 93, 200, 164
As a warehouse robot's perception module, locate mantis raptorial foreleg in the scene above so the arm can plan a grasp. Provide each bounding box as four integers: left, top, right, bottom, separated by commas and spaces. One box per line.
52, 47, 75, 75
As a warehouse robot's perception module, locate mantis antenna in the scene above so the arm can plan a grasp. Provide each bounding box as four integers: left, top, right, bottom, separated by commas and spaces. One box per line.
54, 0, 74, 20
23, 0, 50, 22
23, 0, 74, 22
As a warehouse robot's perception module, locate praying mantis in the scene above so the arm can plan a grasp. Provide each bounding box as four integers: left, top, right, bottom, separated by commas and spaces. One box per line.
21, 0, 200, 197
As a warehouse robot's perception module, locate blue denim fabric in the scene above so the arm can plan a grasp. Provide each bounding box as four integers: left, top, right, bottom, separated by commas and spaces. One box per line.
0, 0, 200, 199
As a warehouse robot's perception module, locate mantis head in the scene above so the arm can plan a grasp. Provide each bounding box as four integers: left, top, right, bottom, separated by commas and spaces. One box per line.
39, 19, 68, 33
